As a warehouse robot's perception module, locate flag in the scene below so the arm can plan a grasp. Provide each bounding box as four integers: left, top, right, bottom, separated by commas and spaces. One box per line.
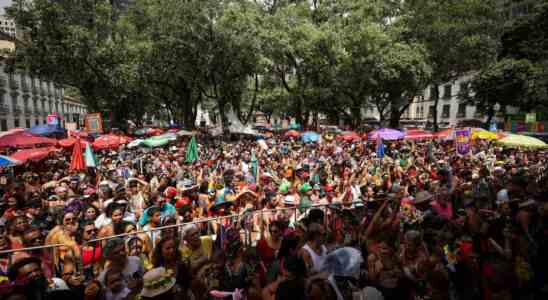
186, 135, 198, 163
376, 135, 384, 159
251, 151, 258, 184
85, 142, 98, 168
70, 138, 86, 171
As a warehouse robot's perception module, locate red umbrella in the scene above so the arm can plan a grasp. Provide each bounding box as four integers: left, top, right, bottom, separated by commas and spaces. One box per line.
10, 147, 57, 163
146, 128, 164, 136
405, 129, 434, 140
284, 130, 301, 138
0, 131, 57, 148
58, 138, 89, 149
338, 131, 361, 142
70, 138, 86, 171
118, 135, 132, 144
93, 134, 121, 150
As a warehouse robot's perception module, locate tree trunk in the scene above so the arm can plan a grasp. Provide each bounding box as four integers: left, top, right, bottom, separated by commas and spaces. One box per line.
218, 98, 230, 135
389, 108, 402, 129
432, 84, 440, 131
294, 96, 304, 126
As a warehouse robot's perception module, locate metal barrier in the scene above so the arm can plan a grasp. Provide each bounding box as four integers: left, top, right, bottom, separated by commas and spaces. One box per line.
0, 202, 350, 255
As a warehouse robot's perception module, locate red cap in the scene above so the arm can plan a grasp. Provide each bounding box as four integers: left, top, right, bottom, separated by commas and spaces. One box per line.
164, 186, 177, 199
175, 197, 191, 209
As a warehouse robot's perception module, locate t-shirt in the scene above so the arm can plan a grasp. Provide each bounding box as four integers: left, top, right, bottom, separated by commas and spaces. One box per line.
98, 256, 144, 288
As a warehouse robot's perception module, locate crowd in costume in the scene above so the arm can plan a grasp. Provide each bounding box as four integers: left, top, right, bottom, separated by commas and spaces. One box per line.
0, 133, 547, 300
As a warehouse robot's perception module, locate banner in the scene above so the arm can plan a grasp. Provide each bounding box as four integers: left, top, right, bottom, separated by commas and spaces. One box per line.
455, 128, 471, 156
84, 113, 103, 134
47, 114, 60, 126
65, 122, 77, 131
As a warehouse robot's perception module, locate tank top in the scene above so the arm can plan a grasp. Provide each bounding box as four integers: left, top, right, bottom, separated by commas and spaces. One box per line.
302, 244, 327, 273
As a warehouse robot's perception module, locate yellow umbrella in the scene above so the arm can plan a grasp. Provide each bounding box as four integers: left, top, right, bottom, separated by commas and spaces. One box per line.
496, 134, 547, 148
471, 130, 499, 140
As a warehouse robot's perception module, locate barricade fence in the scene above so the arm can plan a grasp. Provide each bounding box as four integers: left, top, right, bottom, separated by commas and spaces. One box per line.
0, 202, 365, 256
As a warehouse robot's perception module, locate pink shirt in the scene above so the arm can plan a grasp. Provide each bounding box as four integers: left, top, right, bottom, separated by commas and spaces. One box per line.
430, 200, 453, 219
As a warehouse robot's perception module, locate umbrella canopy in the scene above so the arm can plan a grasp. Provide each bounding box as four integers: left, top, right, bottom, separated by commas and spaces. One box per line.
339, 131, 361, 142
143, 137, 170, 148
288, 123, 301, 130
302, 131, 320, 143
146, 128, 164, 136
0, 131, 57, 148
284, 130, 301, 138
471, 130, 499, 140
85, 142, 98, 168
0, 128, 25, 138
496, 134, 547, 148
405, 129, 433, 140
134, 128, 148, 136
93, 134, 128, 150
0, 155, 21, 167
176, 130, 195, 137
368, 128, 404, 141
127, 139, 145, 148
10, 147, 57, 163
433, 128, 453, 139
58, 137, 89, 149
27, 124, 66, 136
155, 132, 178, 141
70, 138, 86, 171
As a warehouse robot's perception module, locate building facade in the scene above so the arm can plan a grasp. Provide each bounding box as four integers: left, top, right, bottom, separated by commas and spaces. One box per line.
360, 74, 516, 129
0, 15, 16, 38
0, 64, 87, 131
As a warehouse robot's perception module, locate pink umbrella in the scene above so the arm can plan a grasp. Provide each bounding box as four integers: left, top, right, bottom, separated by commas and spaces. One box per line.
338, 131, 361, 142
433, 128, 453, 139
0, 131, 57, 148
368, 128, 404, 141
284, 130, 301, 138
405, 129, 434, 140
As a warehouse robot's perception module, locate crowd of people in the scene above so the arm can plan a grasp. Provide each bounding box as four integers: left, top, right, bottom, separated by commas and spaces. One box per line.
0, 132, 547, 300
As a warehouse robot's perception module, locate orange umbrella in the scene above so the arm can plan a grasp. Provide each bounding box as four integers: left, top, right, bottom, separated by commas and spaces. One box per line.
70, 138, 86, 171
284, 130, 301, 138
93, 134, 126, 150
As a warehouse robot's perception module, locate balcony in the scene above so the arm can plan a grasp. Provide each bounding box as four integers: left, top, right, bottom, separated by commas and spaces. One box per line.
40, 87, 47, 96
32, 86, 39, 95
21, 82, 30, 93
13, 105, 22, 114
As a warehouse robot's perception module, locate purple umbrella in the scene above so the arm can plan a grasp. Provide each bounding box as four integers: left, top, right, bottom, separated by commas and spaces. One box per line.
368, 128, 404, 141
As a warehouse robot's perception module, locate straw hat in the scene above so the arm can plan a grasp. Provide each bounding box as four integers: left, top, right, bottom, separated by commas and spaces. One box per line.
414, 191, 433, 205
141, 267, 176, 298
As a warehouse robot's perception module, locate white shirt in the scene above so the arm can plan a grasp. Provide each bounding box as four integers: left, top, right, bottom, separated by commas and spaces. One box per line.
98, 256, 144, 288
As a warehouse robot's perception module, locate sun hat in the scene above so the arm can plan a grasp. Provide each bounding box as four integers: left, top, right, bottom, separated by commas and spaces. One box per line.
414, 191, 433, 205
283, 195, 296, 205
141, 267, 176, 298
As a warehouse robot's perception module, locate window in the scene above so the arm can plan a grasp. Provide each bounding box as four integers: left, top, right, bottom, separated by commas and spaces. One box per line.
14, 119, 20, 127
459, 82, 469, 97
25, 119, 31, 128
416, 107, 420, 118
429, 86, 438, 100
428, 106, 435, 118
443, 85, 452, 99
457, 103, 467, 118
35, 119, 40, 126
420, 106, 424, 118
442, 104, 451, 118
0, 119, 7, 131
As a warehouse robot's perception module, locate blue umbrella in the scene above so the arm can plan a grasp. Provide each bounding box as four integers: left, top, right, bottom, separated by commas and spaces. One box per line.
302, 131, 320, 143
27, 124, 66, 136
0, 155, 21, 167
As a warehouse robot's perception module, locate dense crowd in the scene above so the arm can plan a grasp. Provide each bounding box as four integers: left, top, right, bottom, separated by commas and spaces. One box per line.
0, 133, 547, 300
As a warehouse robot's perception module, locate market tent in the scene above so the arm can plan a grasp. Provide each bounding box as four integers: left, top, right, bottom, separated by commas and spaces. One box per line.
27, 124, 66, 137
10, 147, 57, 163
302, 131, 320, 143
0, 155, 21, 167
0, 131, 57, 148
284, 130, 301, 138
368, 128, 404, 141
405, 129, 433, 140
496, 134, 547, 148
338, 131, 361, 142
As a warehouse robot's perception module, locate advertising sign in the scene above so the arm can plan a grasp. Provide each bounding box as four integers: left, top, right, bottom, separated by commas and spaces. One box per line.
84, 113, 104, 134
455, 128, 471, 156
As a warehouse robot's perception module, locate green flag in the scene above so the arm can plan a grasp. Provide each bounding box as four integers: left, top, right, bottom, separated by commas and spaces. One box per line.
186, 135, 198, 163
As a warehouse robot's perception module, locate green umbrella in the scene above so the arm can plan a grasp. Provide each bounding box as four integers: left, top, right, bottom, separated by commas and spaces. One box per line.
143, 137, 170, 148
186, 135, 198, 163
496, 134, 547, 149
